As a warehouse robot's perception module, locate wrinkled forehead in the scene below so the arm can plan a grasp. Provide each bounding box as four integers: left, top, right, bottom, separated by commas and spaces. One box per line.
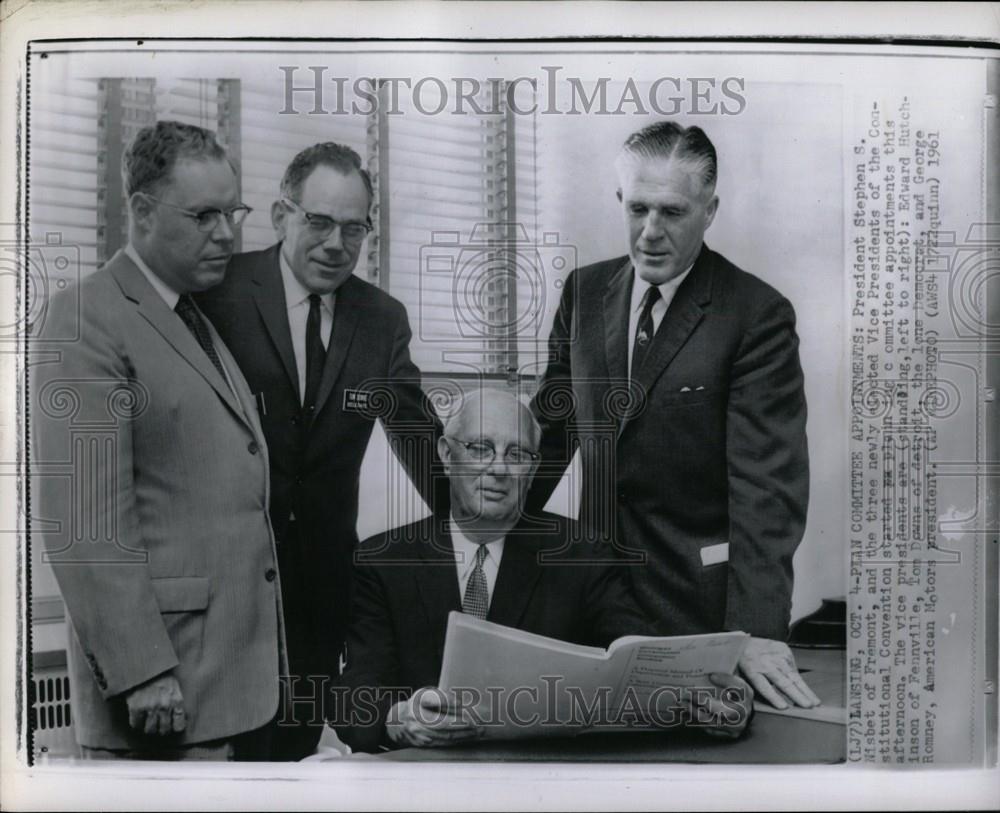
615, 154, 713, 202
447, 393, 540, 447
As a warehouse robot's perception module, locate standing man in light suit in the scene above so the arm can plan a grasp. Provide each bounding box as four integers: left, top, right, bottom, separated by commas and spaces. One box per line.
32, 121, 285, 759
197, 142, 442, 760
531, 121, 820, 710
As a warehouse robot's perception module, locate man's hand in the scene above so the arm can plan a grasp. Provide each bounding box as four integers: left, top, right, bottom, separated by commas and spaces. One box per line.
739, 637, 821, 709
125, 674, 186, 735
385, 687, 482, 748
687, 672, 755, 739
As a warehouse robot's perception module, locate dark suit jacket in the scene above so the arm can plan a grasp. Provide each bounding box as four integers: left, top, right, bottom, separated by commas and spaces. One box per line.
31, 252, 285, 748
196, 245, 442, 679
530, 244, 809, 641
335, 513, 654, 753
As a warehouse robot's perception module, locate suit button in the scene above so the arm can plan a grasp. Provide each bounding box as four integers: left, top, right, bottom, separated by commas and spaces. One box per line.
617, 492, 626, 503
248, 441, 259, 454
291, 416, 300, 426
265, 568, 277, 582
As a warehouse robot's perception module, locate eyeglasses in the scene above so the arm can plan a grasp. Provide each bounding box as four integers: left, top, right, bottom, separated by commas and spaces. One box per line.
446, 436, 541, 467
145, 194, 252, 232
282, 197, 373, 242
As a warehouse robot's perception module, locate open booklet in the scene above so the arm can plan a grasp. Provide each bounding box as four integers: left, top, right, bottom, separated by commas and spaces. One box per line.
437, 612, 750, 740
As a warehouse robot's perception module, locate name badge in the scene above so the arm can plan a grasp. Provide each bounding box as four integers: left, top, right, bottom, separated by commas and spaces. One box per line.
343, 388, 371, 413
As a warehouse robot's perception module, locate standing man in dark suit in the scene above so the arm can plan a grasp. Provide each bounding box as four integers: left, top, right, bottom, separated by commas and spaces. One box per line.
197, 142, 441, 760
335, 390, 752, 753
31, 121, 284, 759
531, 122, 820, 710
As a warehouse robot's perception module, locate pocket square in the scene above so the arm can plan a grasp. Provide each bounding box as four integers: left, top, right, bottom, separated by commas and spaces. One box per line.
700, 543, 729, 566
680, 386, 692, 392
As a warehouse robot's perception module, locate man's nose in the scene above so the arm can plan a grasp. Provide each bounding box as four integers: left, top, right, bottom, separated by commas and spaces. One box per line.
641, 212, 666, 240
211, 215, 235, 243
321, 225, 346, 252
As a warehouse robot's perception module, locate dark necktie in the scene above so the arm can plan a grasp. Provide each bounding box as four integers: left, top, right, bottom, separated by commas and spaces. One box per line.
630, 285, 662, 380
303, 294, 326, 413
462, 545, 490, 620
175, 295, 227, 382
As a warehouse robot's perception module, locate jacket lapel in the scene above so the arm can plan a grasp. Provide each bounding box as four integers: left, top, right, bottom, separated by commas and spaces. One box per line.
414, 518, 462, 663
621, 245, 715, 436
487, 529, 544, 629
108, 252, 244, 421
312, 276, 361, 420
602, 258, 633, 386
250, 245, 300, 402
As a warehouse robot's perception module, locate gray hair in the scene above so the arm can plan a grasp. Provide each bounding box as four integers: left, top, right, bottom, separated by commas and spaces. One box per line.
617, 121, 718, 191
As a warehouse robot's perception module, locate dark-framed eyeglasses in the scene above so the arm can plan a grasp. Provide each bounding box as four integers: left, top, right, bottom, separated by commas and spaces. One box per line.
144, 194, 252, 233
445, 436, 541, 467
282, 197, 373, 242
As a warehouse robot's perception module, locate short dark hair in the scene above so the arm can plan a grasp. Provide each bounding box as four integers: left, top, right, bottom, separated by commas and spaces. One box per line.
122, 120, 230, 198
618, 121, 718, 190
280, 142, 374, 204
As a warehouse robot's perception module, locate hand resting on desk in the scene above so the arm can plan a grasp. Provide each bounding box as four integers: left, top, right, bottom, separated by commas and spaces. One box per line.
739, 637, 821, 710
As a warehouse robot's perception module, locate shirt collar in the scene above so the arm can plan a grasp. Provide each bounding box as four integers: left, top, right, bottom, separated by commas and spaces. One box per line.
449, 513, 505, 570
279, 246, 335, 313
125, 243, 181, 310
629, 262, 694, 315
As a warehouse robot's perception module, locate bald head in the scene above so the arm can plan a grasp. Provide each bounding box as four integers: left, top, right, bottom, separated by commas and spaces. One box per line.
443, 390, 540, 450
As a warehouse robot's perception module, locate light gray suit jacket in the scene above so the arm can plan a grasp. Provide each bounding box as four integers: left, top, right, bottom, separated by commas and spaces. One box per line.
31, 251, 287, 749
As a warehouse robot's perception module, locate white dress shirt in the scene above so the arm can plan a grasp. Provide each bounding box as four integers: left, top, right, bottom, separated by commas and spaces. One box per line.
125, 243, 180, 310
279, 250, 335, 403
626, 263, 694, 377
450, 515, 505, 606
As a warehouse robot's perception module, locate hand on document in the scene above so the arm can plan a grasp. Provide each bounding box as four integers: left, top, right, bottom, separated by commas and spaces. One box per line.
739, 637, 821, 709
693, 673, 755, 739
386, 687, 483, 748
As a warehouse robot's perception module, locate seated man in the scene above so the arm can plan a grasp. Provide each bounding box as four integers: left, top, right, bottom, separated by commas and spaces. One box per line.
334, 389, 753, 753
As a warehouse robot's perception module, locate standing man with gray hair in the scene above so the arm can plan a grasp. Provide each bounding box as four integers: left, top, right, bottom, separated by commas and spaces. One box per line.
531, 121, 820, 710
32, 120, 284, 759
197, 141, 442, 760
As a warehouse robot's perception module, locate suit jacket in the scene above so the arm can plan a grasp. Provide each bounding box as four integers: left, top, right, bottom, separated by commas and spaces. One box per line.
530, 244, 809, 641
335, 513, 654, 753
30, 251, 285, 749
196, 245, 442, 678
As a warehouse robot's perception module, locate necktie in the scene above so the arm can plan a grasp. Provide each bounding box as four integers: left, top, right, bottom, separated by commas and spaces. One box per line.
303, 294, 326, 413
462, 545, 490, 620
630, 285, 661, 380
175, 295, 227, 381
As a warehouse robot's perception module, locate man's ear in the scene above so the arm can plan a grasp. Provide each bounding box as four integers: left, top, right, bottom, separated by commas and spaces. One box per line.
704, 195, 719, 230
437, 435, 452, 476
128, 193, 154, 234
271, 199, 287, 240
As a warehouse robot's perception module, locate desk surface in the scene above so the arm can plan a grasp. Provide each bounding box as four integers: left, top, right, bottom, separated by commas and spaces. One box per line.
375, 648, 845, 764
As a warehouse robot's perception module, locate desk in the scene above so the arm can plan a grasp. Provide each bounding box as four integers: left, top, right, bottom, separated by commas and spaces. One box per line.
373, 648, 845, 764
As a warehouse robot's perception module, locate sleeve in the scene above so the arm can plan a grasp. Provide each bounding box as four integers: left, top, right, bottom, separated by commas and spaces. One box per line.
379, 303, 448, 515
723, 295, 810, 640
333, 556, 406, 753
30, 292, 179, 699
528, 271, 578, 513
